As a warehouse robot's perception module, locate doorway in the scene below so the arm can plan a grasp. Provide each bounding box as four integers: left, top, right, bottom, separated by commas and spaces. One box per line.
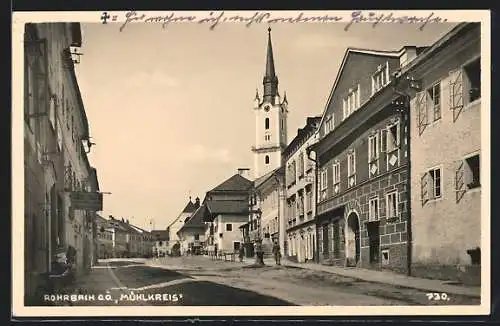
322, 224, 329, 259
367, 222, 380, 264
346, 213, 360, 265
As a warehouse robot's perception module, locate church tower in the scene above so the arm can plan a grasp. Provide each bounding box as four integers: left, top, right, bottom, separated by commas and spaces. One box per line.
252, 28, 288, 180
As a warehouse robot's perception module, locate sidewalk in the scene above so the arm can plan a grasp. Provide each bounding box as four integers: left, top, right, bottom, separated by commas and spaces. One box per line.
242, 257, 481, 298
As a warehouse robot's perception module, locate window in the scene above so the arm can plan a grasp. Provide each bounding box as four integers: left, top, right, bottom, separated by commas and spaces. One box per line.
369, 197, 379, 221
343, 85, 361, 120
464, 58, 481, 103
456, 154, 480, 203
233, 241, 240, 251
381, 249, 390, 265
320, 169, 328, 191
386, 191, 398, 219
347, 150, 356, 187
333, 162, 340, 194
264, 134, 270, 141
421, 167, 442, 205
368, 132, 379, 163
306, 189, 313, 213
427, 82, 441, 121
226, 224, 232, 231
194, 234, 199, 241
386, 123, 400, 153
465, 155, 480, 189
265, 118, 270, 130
298, 153, 304, 177
265, 155, 270, 164
372, 62, 389, 95
281, 119, 284, 130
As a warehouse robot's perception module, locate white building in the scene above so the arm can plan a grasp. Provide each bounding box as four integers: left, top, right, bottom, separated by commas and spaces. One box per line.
166, 197, 198, 255
283, 117, 321, 263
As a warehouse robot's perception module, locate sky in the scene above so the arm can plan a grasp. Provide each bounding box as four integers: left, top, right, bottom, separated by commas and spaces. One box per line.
74, 19, 457, 231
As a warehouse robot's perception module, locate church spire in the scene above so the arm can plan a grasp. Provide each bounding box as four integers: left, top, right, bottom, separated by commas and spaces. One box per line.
263, 27, 279, 103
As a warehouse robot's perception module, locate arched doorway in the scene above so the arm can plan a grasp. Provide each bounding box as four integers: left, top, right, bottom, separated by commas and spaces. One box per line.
346, 212, 361, 266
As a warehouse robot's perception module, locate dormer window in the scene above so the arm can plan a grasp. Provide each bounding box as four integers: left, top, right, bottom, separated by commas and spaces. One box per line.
324, 114, 334, 134
342, 85, 361, 120
372, 62, 390, 95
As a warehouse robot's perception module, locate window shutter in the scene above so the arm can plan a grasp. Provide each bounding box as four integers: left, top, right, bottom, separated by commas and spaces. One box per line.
421, 172, 429, 206
449, 69, 464, 122
395, 123, 401, 148
455, 160, 466, 203
416, 91, 428, 136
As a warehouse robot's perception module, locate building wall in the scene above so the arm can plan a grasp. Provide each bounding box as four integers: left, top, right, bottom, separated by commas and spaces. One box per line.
253, 98, 288, 180
284, 128, 318, 263
215, 214, 248, 252
179, 229, 206, 254
167, 212, 190, 252
315, 50, 410, 273
153, 240, 169, 256
319, 53, 401, 139
24, 23, 95, 300
409, 25, 481, 280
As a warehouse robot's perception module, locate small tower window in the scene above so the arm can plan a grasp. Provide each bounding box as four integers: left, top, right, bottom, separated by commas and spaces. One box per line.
265, 118, 270, 130
265, 155, 270, 164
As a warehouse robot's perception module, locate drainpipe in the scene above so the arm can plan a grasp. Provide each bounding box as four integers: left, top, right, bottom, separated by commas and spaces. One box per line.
307, 148, 320, 264
393, 90, 412, 277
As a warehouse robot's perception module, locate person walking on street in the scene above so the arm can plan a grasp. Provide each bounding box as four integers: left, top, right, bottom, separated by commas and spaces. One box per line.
272, 241, 281, 265
254, 240, 264, 265
238, 245, 245, 262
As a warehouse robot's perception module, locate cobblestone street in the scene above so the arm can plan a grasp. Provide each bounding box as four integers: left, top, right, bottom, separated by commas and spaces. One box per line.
39, 257, 480, 306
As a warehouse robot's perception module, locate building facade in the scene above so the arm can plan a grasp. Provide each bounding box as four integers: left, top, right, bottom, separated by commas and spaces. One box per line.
203, 172, 252, 254
166, 198, 198, 255
246, 167, 285, 257
309, 47, 421, 273
252, 28, 288, 180
400, 23, 482, 283
151, 230, 170, 257
284, 117, 321, 263
177, 198, 205, 254
24, 23, 101, 302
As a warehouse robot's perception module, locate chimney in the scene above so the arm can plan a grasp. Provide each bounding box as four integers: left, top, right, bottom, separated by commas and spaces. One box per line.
195, 197, 200, 208
237, 168, 251, 179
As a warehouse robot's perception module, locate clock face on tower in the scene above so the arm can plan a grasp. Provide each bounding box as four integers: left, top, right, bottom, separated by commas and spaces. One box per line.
264, 104, 271, 112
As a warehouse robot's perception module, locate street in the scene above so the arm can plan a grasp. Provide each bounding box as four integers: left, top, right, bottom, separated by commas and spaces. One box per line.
41, 256, 480, 306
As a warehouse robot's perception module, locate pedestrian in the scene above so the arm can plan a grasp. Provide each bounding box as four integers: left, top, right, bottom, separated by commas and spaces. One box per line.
238, 245, 245, 262
254, 240, 264, 265
272, 241, 281, 265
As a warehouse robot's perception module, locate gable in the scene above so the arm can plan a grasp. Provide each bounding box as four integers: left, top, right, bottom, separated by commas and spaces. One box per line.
318, 49, 402, 139
208, 174, 253, 193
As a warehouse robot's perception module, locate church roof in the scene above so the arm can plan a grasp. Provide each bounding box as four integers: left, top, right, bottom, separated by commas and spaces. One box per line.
178, 205, 207, 234
182, 198, 198, 213
208, 174, 253, 193
264, 27, 276, 80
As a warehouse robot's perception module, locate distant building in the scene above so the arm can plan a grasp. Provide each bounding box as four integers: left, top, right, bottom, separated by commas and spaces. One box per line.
283, 116, 321, 263
203, 172, 253, 255
177, 198, 206, 255
401, 23, 481, 284
166, 197, 198, 255
245, 167, 285, 258
151, 230, 170, 257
